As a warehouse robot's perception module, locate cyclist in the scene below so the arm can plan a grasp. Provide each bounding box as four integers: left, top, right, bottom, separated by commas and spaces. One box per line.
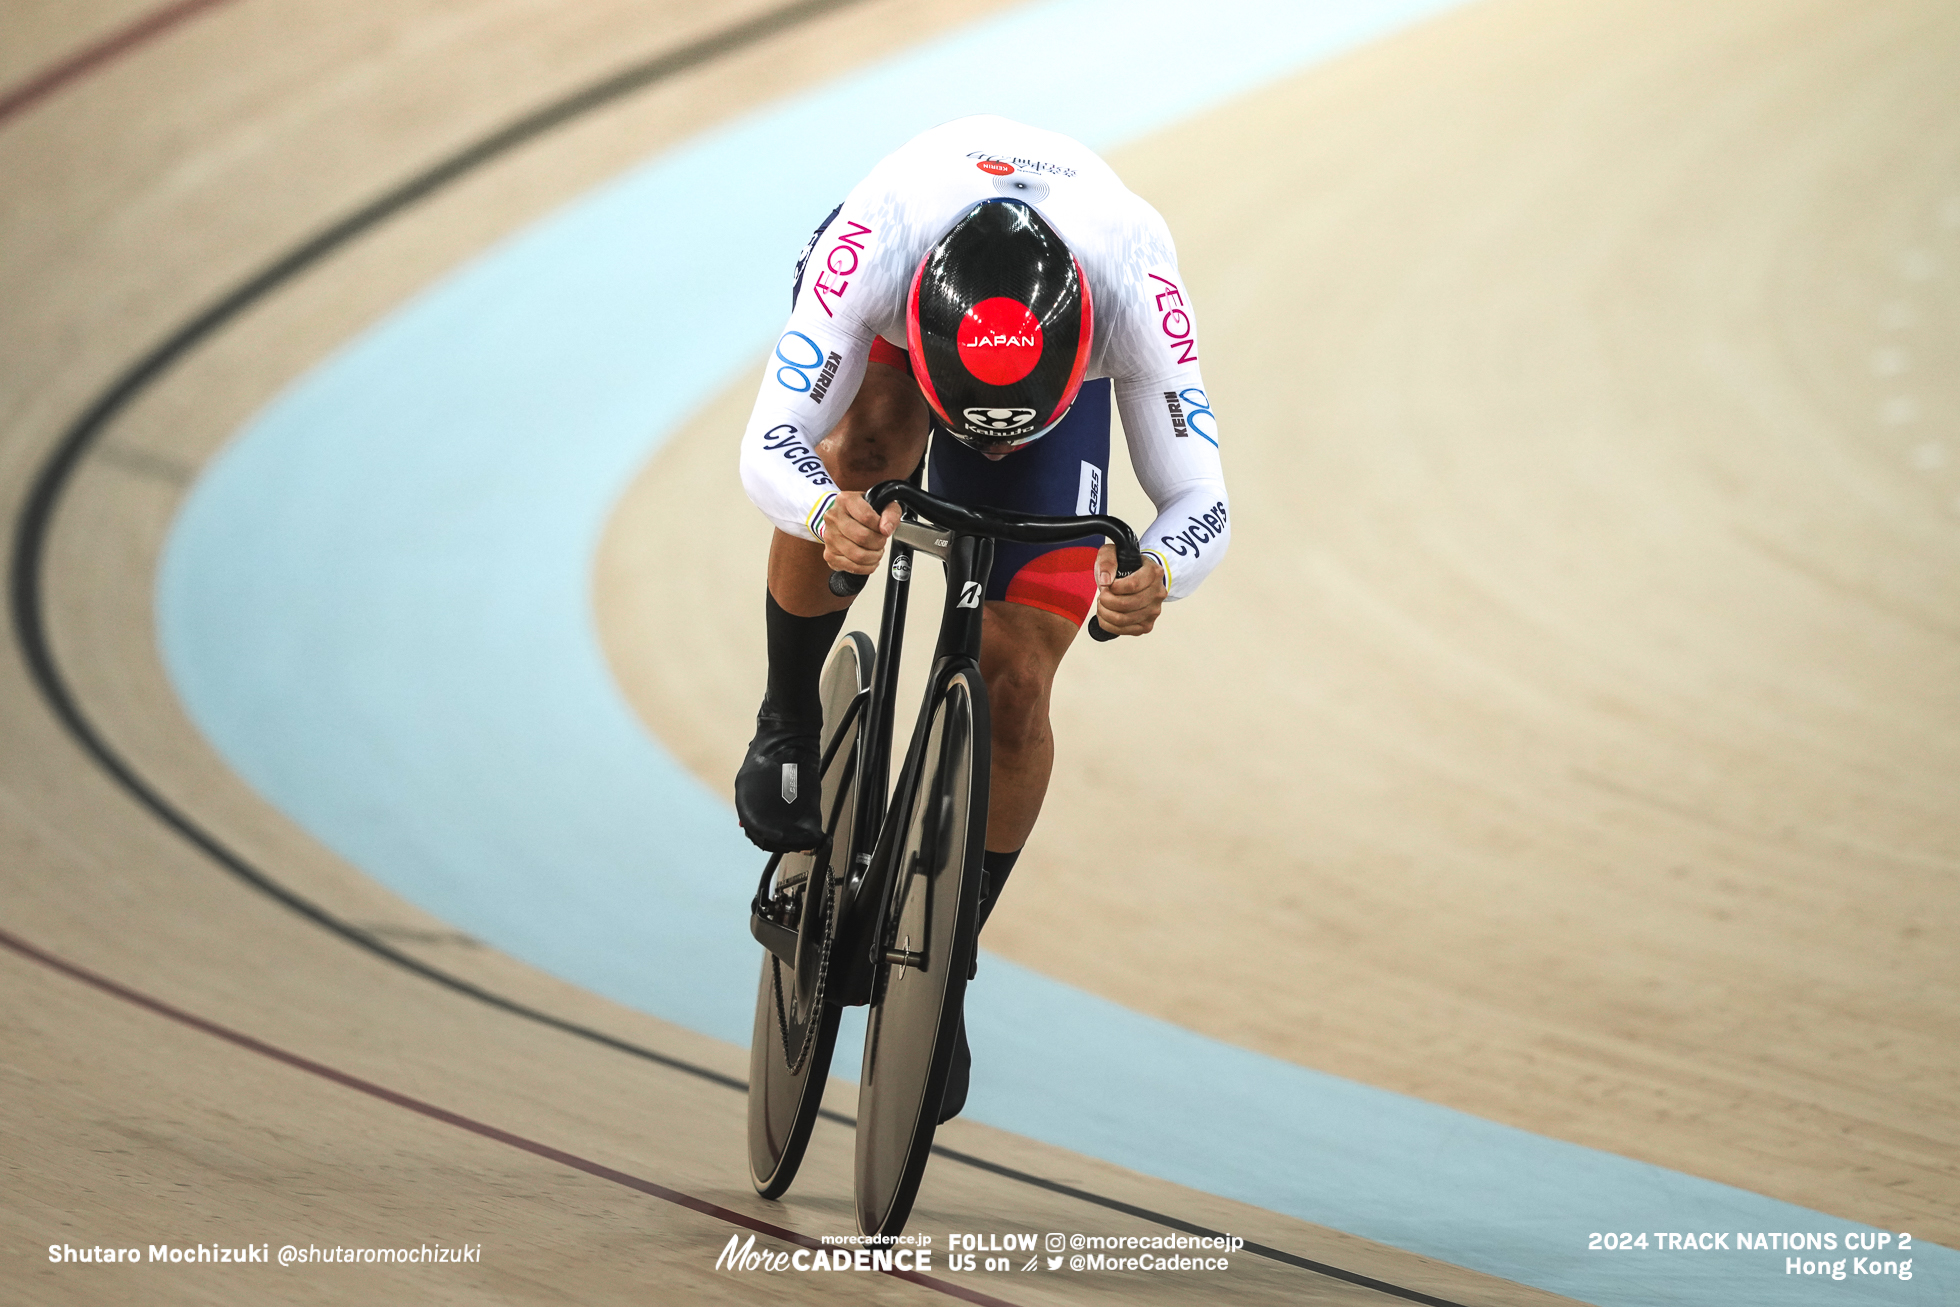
735, 115, 1229, 1120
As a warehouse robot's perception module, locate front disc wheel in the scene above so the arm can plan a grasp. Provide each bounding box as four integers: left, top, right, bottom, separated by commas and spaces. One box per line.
853, 665, 988, 1235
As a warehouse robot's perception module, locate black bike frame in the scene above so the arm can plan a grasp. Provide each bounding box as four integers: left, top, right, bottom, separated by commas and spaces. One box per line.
835, 479, 1142, 988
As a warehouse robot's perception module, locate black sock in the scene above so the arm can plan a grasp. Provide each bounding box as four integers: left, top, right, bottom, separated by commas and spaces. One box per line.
977, 848, 1020, 933
762, 592, 846, 727
965, 848, 1022, 986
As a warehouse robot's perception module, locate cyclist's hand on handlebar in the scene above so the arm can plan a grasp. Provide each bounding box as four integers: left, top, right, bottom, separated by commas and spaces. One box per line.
821, 491, 900, 574
1093, 543, 1166, 636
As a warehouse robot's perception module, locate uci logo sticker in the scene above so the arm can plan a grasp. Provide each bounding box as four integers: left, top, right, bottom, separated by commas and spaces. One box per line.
962, 406, 1036, 432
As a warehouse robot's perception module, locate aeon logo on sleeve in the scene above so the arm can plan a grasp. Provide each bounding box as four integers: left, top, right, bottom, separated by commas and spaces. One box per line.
957, 298, 1042, 384
811, 219, 873, 317
1146, 270, 1198, 366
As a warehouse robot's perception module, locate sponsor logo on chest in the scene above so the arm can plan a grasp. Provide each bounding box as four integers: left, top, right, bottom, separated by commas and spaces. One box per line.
966, 151, 1077, 178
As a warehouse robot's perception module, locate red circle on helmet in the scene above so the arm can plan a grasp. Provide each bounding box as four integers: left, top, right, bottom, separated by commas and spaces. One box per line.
956, 297, 1043, 386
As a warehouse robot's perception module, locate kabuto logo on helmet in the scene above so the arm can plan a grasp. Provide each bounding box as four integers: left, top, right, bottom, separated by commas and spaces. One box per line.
962, 407, 1037, 432
907, 198, 1093, 451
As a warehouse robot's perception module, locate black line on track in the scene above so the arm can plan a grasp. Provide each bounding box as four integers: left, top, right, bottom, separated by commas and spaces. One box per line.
928, 1145, 1473, 1307
0, 929, 1024, 1307
5, 9, 1476, 1304
11, 0, 880, 1104
0, 0, 240, 126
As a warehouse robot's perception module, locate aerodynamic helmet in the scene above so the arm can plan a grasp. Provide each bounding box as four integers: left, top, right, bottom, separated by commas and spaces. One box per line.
906, 198, 1093, 453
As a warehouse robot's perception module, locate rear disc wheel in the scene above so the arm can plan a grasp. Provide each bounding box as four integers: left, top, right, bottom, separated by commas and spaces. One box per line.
747, 632, 872, 1198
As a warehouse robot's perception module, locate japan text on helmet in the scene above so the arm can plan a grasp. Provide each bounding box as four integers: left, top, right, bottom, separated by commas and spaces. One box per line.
906, 199, 1093, 452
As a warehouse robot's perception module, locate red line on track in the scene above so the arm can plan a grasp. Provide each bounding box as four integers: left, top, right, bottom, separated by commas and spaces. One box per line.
0, 0, 240, 126
0, 926, 1022, 1307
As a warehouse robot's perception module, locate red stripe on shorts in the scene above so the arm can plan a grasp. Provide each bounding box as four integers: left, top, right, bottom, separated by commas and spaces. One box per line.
869, 335, 911, 373
1003, 546, 1098, 625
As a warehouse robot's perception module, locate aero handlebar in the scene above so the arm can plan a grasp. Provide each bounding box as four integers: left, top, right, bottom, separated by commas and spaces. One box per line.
824, 480, 1144, 642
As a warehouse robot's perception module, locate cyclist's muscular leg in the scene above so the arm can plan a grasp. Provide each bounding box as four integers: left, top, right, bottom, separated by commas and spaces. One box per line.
738, 360, 927, 852
769, 360, 929, 617
977, 599, 1076, 853
938, 601, 1066, 1124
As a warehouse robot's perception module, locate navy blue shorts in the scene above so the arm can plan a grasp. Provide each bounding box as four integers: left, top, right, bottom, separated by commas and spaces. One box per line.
927, 378, 1112, 625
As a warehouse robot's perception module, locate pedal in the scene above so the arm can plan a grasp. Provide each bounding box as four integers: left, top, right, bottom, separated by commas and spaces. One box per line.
750, 911, 799, 968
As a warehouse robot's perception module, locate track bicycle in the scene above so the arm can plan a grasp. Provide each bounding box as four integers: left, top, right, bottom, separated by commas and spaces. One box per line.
746, 477, 1141, 1236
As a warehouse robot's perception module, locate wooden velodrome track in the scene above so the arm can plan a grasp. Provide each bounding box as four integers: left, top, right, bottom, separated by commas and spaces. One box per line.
3, 0, 1954, 1304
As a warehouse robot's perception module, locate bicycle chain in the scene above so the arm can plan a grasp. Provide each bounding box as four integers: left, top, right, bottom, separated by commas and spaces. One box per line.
772, 860, 836, 1077
768, 677, 867, 1079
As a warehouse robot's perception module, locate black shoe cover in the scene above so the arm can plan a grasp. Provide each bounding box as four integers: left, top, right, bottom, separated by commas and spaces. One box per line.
937, 1018, 971, 1123
942, 853, 1014, 1118
734, 713, 823, 853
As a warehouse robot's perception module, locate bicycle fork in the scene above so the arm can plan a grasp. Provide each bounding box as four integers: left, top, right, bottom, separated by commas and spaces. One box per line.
845, 523, 994, 993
